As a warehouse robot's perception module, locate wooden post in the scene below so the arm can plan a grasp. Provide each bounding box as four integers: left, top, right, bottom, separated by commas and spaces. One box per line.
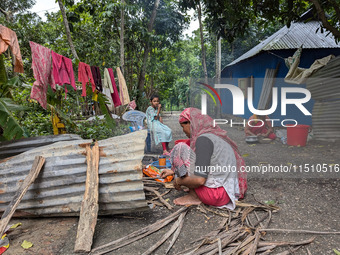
0, 156, 45, 236
74, 142, 100, 253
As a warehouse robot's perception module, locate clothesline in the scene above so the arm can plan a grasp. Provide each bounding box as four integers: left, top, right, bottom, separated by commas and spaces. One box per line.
29, 40, 131, 109
0, 24, 132, 110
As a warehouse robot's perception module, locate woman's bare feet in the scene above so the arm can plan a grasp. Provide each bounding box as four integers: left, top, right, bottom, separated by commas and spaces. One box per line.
182, 187, 189, 192
173, 189, 201, 205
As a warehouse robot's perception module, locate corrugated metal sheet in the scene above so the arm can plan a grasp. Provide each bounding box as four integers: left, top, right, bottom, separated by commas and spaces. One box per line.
307, 56, 340, 141
307, 56, 340, 100
226, 21, 340, 67
312, 100, 340, 141
0, 134, 82, 159
0, 130, 148, 216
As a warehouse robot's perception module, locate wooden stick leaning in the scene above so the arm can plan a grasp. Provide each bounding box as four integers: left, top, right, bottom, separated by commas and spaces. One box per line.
0, 156, 45, 236
74, 142, 100, 253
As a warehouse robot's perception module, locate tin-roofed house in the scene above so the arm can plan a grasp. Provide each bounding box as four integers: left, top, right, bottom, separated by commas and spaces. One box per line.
220, 13, 340, 126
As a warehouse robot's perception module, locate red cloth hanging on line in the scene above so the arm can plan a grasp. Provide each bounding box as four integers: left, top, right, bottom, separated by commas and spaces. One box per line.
107, 68, 122, 107
29, 41, 55, 109
78, 62, 95, 97
52, 51, 76, 98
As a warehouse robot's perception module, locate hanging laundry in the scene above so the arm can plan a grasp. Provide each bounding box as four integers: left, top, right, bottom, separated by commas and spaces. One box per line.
128, 100, 136, 110
116, 67, 130, 105
92, 90, 98, 102
51, 51, 76, 98
90, 66, 103, 92
78, 62, 95, 97
284, 47, 334, 84
102, 68, 115, 110
0, 25, 24, 73
107, 68, 122, 107
103, 68, 114, 93
29, 41, 55, 109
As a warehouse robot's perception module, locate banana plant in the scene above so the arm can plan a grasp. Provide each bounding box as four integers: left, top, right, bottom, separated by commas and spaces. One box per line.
0, 56, 27, 140
0, 97, 27, 140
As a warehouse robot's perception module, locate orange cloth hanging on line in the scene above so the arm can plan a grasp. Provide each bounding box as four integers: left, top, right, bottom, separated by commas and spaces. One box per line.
0, 25, 24, 73
78, 61, 95, 97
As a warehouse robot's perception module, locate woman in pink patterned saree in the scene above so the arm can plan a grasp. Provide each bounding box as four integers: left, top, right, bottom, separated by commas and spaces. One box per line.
160, 108, 247, 209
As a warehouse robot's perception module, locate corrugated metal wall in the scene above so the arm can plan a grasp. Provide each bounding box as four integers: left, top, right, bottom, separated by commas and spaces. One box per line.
0, 134, 82, 159
307, 56, 340, 141
307, 56, 340, 100
312, 100, 340, 140
0, 130, 148, 216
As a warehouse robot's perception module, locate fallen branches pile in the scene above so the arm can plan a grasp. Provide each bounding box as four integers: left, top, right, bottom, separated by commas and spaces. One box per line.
180, 202, 317, 255
90, 182, 339, 254
143, 180, 174, 210
89, 207, 188, 255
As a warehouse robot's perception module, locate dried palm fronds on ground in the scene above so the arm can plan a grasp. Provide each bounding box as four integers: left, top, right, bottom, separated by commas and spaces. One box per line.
180, 202, 314, 255
91, 183, 339, 254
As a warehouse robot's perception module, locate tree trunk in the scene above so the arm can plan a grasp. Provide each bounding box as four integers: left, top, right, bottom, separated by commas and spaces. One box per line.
231, 42, 235, 61
308, 0, 340, 40
197, 1, 208, 84
137, 0, 160, 104
216, 37, 221, 81
120, 0, 125, 74
215, 36, 222, 117
57, 0, 79, 60
0, 7, 12, 22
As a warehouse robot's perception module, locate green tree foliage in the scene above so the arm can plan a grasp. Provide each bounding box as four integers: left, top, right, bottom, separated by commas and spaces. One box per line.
2, 0, 336, 140
0, 0, 35, 22
0, 76, 28, 141
200, 0, 340, 42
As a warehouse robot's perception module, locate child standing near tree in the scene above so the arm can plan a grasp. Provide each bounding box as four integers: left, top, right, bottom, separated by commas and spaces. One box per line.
146, 95, 172, 155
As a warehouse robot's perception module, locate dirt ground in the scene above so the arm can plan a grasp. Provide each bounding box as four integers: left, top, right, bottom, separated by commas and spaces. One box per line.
3, 112, 340, 255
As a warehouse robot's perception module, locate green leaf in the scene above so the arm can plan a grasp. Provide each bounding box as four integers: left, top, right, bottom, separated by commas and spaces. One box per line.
97, 92, 115, 130
0, 54, 8, 88
264, 200, 276, 205
0, 98, 25, 140
334, 249, 340, 255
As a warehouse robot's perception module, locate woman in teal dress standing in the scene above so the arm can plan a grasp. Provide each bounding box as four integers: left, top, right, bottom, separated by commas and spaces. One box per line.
146, 95, 173, 155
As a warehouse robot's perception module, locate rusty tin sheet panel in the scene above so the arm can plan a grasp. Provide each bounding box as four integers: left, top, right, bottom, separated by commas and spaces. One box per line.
0, 134, 82, 159
312, 100, 340, 141
0, 130, 148, 216
226, 21, 340, 67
